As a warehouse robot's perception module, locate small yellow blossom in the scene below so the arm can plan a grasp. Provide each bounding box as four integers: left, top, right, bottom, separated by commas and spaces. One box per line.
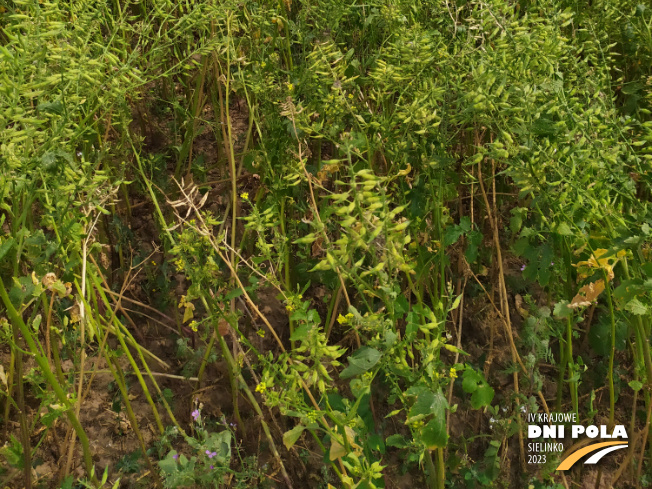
257, 329, 265, 338
189, 320, 198, 332
286, 304, 295, 312
255, 382, 267, 394
240, 192, 249, 200
287, 83, 294, 91
261, 62, 266, 68
337, 312, 355, 325
449, 367, 458, 379
348, 93, 353, 99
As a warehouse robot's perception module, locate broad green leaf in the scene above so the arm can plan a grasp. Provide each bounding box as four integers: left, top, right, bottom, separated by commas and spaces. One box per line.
329, 439, 346, 461
385, 434, 409, 448
340, 347, 381, 379
407, 389, 447, 424
471, 385, 495, 409
421, 416, 448, 449
462, 368, 494, 408
290, 324, 310, 342
555, 222, 573, 236
625, 298, 648, 316
629, 380, 643, 392
158, 452, 179, 474
283, 425, 305, 450
589, 319, 628, 355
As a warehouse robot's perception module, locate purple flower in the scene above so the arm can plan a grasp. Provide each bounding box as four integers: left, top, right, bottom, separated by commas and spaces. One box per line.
191, 409, 200, 421
210, 465, 214, 470
206, 450, 217, 459
551, 262, 554, 266
173, 454, 179, 460
520, 264, 526, 271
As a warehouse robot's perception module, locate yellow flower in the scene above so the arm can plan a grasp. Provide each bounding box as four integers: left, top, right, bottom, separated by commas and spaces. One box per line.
240, 192, 249, 200
337, 314, 347, 325
255, 382, 267, 394
286, 304, 295, 312
348, 93, 353, 99
189, 320, 198, 332
287, 83, 294, 91
257, 329, 265, 338
449, 367, 458, 379
261, 62, 266, 68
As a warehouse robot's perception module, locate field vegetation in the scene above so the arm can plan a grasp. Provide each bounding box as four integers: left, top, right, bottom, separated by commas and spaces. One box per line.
1, 0, 652, 487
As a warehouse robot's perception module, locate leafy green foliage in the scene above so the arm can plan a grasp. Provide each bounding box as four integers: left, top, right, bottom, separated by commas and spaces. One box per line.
2, 0, 652, 488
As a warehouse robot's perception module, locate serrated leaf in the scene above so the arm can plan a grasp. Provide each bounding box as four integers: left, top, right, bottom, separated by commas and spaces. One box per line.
553, 300, 573, 319
625, 298, 648, 316
290, 324, 310, 342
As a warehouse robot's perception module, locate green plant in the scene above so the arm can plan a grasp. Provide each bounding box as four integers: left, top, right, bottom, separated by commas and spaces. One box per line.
2, 0, 652, 487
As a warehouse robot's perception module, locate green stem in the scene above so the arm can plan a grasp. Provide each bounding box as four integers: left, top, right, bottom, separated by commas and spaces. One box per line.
603, 270, 616, 429
436, 447, 445, 489
196, 331, 217, 387
106, 355, 162, 488
566, 316, 578, 417
133, 143, 176, 246
214, 322, 293, 488
424, 450, 438, 489
15, 332, 31, 489
279, 198, 295, 349
203, 297, 244, 432
0, 280, 98, 486
89, 273, 184, 434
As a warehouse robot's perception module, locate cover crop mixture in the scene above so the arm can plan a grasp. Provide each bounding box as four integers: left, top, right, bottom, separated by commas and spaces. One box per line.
0, 0, 651, 488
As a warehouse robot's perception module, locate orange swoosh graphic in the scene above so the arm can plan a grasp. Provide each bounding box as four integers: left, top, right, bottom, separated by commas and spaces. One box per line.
556, 441, 628, 470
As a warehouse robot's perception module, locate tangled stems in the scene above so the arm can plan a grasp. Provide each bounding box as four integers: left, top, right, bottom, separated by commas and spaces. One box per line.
0, 278, 99, 487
